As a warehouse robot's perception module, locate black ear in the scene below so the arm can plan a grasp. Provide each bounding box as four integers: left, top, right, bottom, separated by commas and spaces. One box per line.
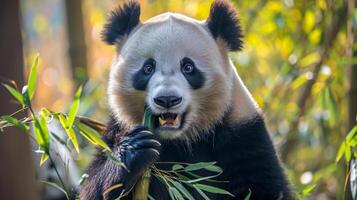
206, 0, 243, 51
102, 1, 140, 45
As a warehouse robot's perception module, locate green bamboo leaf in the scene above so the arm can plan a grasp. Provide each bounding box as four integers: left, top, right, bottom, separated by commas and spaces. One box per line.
204, 165, 223, 173
41, 181, 69, 199
2, 115, 29, 131
175, 173, 190, 181
193, 184, 234, 197
184, 162, 216, 172
172, 164, 184, 171
244, 189, 251, 200
67, 86, 82, 128
301, 184, 316, 196
33, 117, 49, 152
169, 179, 194, 200
168, 187, 176, 200
28, 54, 39, 100
193, 185, 210, 200
22, 85, 31, 107
58, 114, 79, 153
38, 115, 50, 150
336, 141, 346, 162
346, 126, 357, 142
76, 121, 110, 151
40, 153, 49, 166
185, 173, 221, 184
169, 187, 184, 200
2, 84, 24, 105
143, 107, 154, 130
345, 142, 352, 162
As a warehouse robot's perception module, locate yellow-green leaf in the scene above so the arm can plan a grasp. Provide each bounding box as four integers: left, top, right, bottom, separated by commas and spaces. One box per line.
336, 141, 345, 162
33, 117, 49, 152
67, 86, 82, 128
76, 121, 110, 151
59, 114, 79, 153
40, 153, 49, 166
28, 54, 39, 100
345, 143, 351, 162
2, 115, 29, 132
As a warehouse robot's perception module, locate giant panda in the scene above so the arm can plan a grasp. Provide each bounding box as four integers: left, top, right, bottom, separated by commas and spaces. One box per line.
80, 0, 293, 199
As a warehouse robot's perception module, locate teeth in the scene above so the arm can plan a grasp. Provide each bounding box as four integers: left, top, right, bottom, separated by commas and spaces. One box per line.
159, 116, 166, 125
173, 115, 179, 125
158, 114, 180, 127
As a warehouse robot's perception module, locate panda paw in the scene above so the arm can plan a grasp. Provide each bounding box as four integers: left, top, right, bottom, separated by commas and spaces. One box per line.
117, 125, 161, 189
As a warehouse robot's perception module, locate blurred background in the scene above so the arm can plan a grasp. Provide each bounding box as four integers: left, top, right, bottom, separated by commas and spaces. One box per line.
0, 0, 356, 199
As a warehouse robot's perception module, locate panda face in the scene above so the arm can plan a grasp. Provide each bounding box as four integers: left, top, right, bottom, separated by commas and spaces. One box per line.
108, 13, 232, 140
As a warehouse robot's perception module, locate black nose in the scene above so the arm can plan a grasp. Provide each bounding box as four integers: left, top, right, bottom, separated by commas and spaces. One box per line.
154, 96, 182, 108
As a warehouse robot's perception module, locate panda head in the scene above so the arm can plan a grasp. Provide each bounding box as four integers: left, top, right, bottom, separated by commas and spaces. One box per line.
106, 0, 246, 141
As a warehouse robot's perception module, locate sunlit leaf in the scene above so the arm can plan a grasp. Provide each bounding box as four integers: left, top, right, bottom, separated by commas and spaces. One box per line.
336, 141, 346, 162
345, 143, 352, 162
41, 181, 68, 199
291, 73, 309, 90
301, 184, 316, 196
58, 114, 79, 153
76, 121, 110, 151
33, 117, 49, 152
39, 115, 50, 145
67, 86, 82, 128
28, 54, 39, 100
40, 153, 49, 166
2, 115, 29, 132
2, 83, 24, 105
346, 126, 357, 142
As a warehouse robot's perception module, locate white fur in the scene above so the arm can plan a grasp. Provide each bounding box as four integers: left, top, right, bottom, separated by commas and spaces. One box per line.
108, 12, 259, 140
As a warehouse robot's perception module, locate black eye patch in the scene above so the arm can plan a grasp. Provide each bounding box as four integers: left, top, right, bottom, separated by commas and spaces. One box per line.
133, 58, 156, 90
180, 57, 205, 89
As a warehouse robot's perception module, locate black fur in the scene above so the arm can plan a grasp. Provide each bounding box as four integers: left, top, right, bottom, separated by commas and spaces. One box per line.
181, 57, 205, 89
80, 115, 293, 200
102, 1, 140, 45
133, 58, 156, 90
207, 0, 243, 51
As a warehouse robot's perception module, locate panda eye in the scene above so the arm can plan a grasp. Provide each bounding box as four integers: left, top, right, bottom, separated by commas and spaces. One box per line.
142, 58, 156, 75
181, 57, 195, 74
182, 63, 194, 74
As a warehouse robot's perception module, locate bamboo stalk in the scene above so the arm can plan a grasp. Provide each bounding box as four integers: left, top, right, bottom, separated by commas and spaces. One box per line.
133, 108, 154, 200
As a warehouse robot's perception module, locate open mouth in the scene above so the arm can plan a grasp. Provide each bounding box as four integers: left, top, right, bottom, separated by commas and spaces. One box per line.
154, 113, 185, 129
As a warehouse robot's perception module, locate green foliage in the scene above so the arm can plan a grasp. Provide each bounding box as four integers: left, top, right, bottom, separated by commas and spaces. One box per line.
336, 126, 357, 163
2, 84, 24, 106
27, 54, 39, 100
